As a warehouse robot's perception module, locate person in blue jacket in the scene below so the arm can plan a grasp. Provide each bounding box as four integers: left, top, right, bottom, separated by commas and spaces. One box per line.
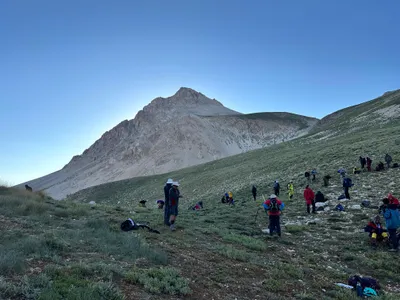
381, 198, 400, 252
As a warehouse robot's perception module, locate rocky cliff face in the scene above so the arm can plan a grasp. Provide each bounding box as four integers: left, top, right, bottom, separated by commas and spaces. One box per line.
20, 87, 318, 199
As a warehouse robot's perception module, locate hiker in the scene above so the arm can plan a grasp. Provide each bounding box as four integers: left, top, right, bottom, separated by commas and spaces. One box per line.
273, 180, 280, 196
315, 191, 325, 203
387, 193, 399, 206
164, 178, 173, 226
385, 154, 392, 169
191, 201, 203, 210
262, 194, 285, 237
364, 215, 389, 248
139, 200, 147, 207
303, 185, 316, 214
381, 198, 400, 251
338, 168, 346, 178
287, 182, 294, 200
375, 161, 385, 172
25, 184, 32, 192
252, 185, 257, 201
157, 200, 165, 209
353, 167, 362, 174
304, 171, 310, 182
168, 181, 182, 231
343, 177, 353, 199
311, 169, 317, 181
360, 156, 366, 169
323, 175, 331, 187
227, 191, 234, 205
366, 157, 372, 172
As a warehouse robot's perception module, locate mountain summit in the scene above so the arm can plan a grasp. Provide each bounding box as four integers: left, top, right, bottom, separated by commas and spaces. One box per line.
20, 88, 318, 199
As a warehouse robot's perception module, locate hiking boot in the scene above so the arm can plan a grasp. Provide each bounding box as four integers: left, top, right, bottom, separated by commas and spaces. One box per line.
170, 224, 176, 231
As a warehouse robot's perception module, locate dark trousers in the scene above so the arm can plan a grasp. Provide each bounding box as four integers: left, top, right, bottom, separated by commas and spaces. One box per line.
307, 201, 316, 213
274, 189, 280, 196
269, 215, 281, 236
252, 193, 256, 201
164, 205, 170, 226
344, 187, 350, 199
388, 229, 399, 249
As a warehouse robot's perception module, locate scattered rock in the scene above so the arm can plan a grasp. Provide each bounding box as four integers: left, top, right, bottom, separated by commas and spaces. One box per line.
89, 201, 96, 205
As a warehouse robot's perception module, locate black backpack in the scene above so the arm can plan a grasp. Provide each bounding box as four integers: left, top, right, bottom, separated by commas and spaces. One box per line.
343, 178, 353, 188
270, 198, 279, 212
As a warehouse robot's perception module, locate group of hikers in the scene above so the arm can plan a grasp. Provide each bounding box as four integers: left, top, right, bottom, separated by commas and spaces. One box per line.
157, 153, 399, 252
255, 153, 400, 252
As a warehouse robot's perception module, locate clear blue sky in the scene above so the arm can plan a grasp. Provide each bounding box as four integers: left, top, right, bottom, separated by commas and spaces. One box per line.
1, 0, 399, 185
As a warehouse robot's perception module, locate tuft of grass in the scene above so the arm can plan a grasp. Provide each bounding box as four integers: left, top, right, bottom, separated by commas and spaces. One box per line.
222, 233, 267, 251
125, 267, 191, 295
217, 245, 252, 262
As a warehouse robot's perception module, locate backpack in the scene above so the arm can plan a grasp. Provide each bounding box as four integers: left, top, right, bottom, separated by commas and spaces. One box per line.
274, 182, 280, 190
343, 178, 353, 188
270, 198, 279, 212
305, 172, 310, 178
348, 275, 381, 290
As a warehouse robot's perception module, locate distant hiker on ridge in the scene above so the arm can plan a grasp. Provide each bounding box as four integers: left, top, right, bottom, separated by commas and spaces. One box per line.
263, 194, 285, 237
303, 185, 316, 214
385, 154, 392, 169
252, 185, 257, 201
164, 178, 173, 226
273, 180, 280, 196
168, 181, 182, 231
25, 184, 33, 192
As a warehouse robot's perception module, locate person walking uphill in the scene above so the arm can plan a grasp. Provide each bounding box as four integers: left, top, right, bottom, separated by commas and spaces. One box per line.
168, 181, 182, 231
381, 198, 400, 252
252, 185, 257, 201
366, 157, 372, 172
263, 194, 285, 237
273, 180, 280, 196
303, 185, 316, 214
163, 178, 173, 226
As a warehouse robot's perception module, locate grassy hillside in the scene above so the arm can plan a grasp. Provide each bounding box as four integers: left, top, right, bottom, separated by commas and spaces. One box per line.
2, 118, 400, 299
310, 89, 400, 135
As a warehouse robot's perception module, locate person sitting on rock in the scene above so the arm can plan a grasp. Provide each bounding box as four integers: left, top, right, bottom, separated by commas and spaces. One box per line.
227, 192, 234, 205
157, 200, 165, 209
375, 161, 385, 172
364, 215, 388, 248
315, 191, 325, 203
191, 201, 203, 210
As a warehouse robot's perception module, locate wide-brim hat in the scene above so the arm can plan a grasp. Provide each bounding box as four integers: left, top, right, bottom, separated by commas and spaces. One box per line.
270, 194, 277, 199
172, 182, 180, 187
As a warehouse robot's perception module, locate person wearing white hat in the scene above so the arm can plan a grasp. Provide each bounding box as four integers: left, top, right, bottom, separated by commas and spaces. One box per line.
168, 181, 183, 231
163, 178, 174, 226
262, 194, 285, 237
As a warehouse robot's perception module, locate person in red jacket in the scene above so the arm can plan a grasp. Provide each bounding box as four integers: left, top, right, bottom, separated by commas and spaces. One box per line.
387, 193, 399, 206
303, 185, 316, 214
